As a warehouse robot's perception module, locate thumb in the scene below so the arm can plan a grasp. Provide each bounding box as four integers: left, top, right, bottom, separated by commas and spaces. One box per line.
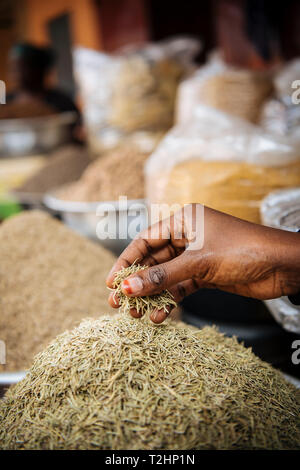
121, 255, 191, 297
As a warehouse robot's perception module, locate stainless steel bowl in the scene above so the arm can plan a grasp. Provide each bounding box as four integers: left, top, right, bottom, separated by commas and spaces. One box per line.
0, 371, 27, 386
0, 371, 27, 397
0, 111, 77, 157
44, 190, 148, 255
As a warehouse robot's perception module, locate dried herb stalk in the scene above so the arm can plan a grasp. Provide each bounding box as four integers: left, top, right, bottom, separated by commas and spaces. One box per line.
111, 264, 177, 316
1, 314, 299, 450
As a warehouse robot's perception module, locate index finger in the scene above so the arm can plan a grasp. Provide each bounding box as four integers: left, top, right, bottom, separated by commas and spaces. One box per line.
106, 219, 171, 288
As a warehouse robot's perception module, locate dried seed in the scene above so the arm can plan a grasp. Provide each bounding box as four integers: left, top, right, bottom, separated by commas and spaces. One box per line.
0, 211, 115, 372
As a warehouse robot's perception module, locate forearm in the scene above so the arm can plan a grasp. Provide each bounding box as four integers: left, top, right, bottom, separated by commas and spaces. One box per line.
272, 228, 300, 297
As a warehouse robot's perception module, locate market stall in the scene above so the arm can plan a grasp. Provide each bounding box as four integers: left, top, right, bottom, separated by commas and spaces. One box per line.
1, 0, 300, 452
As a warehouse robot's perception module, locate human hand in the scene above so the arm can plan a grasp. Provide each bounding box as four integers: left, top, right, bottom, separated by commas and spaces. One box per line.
107, 204, 300, 323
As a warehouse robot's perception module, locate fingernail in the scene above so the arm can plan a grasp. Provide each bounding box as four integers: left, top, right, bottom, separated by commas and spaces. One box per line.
122, 277, 144, 295
151, 309, 165, 323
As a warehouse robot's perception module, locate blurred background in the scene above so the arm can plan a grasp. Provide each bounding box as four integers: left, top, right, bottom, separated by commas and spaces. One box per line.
1, 0, 300, 382
0, 0, 300, 90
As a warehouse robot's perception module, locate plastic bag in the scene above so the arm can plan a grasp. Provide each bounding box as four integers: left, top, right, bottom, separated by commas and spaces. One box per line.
274, 58, 300, 98
175, 52, 273, 125
261, 188, 300, 333
259, 98, 300, 139
259, 59, 300, 139
73, 38, 201, 153
145, 105, 300, 224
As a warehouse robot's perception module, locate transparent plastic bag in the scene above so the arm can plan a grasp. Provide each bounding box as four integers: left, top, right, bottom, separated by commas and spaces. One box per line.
259, 98, 300, 138
261, 188, 300, 333
145, 105, 300, 224
175, 52, 273, 125
259, 59, 300, 139
73, 38, 201, 153
275, 58, 300, 98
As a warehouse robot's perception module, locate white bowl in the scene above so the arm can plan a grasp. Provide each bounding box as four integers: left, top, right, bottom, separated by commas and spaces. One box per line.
0, 112, 77, 157
44, 191, 148, 255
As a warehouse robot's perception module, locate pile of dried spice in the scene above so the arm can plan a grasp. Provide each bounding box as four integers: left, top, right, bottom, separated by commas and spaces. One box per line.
14, 145, 91, 196
59, 146, 149, 202
0, 211, 115, 372
1, 314, 299, 450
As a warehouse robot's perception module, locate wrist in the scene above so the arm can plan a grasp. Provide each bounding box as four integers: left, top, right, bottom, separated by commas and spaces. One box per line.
274, 230, 300, 297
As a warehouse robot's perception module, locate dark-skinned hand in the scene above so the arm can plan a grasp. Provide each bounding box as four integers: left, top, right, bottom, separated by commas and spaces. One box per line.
107, 204, 300, 323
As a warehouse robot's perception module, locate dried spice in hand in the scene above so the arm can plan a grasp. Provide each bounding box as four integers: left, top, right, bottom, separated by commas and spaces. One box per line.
111, 264, 177, 317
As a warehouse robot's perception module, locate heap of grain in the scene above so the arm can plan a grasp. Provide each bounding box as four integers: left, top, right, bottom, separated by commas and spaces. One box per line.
175, 66, 273, 126
60, 147, 149, 202
147, 158, 300, 224
0, 211, 115, 372
198, 70, 273, 123
1, 314, 299, 450
14, 145, 91, 196
109, 55, 184, 132
146, 106, 300, 225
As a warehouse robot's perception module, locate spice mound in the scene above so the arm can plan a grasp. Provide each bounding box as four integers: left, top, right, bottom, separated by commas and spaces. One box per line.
1, 314, 299, 450
0, 210, 115, 372
15, 145, 91, 195
108, 56, 184, 132
59, 147, 149, 202
111, 264, 177, 316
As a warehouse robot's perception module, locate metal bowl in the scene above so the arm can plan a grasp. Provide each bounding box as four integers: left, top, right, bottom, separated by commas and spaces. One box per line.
0, 371, 27, 386
44, 190, 148, 256
0, 371, 27, 397
0, 111, 77, 157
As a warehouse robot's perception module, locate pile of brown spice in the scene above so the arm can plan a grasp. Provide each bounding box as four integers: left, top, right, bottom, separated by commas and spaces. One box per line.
109, 56, 184, 132
197, 70, 273, 123
59, 147, 149, 202
14, 145, 92, 195
0, 211, 115, 372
